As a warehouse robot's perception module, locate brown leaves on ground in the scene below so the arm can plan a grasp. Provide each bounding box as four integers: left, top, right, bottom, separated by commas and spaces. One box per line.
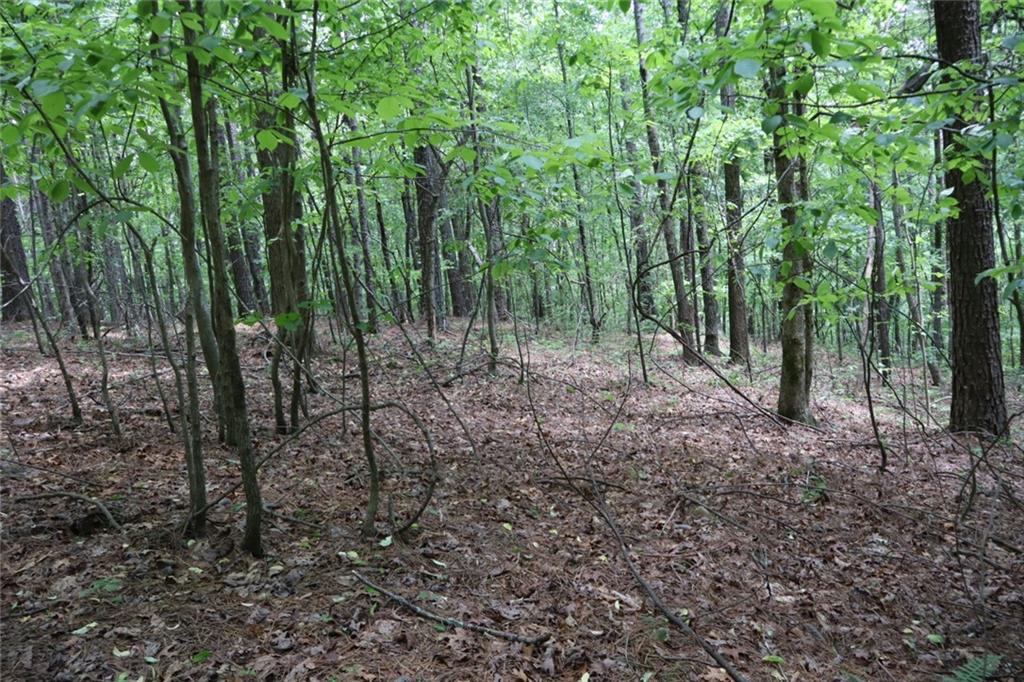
1, 323, 1022, 681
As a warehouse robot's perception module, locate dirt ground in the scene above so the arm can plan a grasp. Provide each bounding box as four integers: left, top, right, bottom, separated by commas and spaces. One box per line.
2, 322, 1022, 681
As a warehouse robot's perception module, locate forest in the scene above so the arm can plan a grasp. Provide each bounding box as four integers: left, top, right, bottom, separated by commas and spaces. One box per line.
1, 0, 1022, 679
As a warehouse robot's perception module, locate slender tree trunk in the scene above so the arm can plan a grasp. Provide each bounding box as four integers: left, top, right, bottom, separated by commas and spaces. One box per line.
891, 170, 940, 385
375, 197, 406, 321
692, 170, 720, 355
632, 0, 698, 362
766, 36, 813, 424
349, 126, 378, 331
869, 182, 892, 373
183, 8, 263, 554
554, 0, 600, 341
414, 144, 445, 342
219, 116, 258, 315
934, 0, 1007, 434
304, 26, 379, 537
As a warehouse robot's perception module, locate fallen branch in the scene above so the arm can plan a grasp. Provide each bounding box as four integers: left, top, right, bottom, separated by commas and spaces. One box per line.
351, 570, 550, 645
15, 491, 122, 531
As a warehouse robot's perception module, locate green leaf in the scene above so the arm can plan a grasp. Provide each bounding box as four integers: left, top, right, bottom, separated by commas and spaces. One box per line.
810, 30, 830, 57
256, 129, 279, 151
40, 90, 66, 119
277, 91, 302, 109
762, 654, 785, 665
191, 650, 213, 664
49, 179, 70, 203
274, 311, 301, 331
799, 0, 837, 20
518, 154, 544, 170
253, 14, 289, 40
112, 155, 133, 180
618, 0, 631, 13
1, 124, 20, 145
377, 95, 411, 121
149, 14, 170, 35
734, 59, 761, 79
138, 150, 160, 173
762, 114, 784, 134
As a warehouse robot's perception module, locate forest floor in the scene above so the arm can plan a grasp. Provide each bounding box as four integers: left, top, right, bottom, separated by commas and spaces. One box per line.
1, 321, 1023, 682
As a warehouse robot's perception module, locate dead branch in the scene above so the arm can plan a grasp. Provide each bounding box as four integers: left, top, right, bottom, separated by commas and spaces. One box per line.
351, 570, 550, 645
15, 491, 123, 531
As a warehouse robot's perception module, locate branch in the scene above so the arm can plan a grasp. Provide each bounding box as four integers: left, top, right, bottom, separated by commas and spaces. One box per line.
352, 570, 550, 645
15, 491, 122, 531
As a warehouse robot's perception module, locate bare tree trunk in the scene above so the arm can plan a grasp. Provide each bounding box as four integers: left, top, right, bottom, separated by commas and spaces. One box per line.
0, 161, 32, 322
891, 170, 939, 385
869, 182, 892, 373
183, 8, 263, 554
414, 144, 445, 342
934, 0, 1007, 434
767, 38, 813, 424
375, 197, 406, 321
554, 0, 600, 342
632, 0, 698, 362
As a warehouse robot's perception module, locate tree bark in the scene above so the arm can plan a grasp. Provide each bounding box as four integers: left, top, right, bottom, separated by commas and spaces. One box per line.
632, 0, 698, 362
183, 7, 264, 554
767, 43, 813, 424
934, 0, 1007, 434
0, 161, 32, 322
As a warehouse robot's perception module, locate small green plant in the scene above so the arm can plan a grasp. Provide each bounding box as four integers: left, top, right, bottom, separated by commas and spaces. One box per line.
941, 654, 1002, 682
80, 577, 122, 597
801, 474, 828, 504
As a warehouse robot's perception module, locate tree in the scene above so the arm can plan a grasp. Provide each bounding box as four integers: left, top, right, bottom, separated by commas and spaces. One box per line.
934, 0, 1007, 435
1, 160, 32, 322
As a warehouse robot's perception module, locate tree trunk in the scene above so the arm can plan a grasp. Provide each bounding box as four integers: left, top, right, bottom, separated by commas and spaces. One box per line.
767, 43, 813, 424
891, 170, 939, 385
220, 117, 258, 315
0, 161, 32, 322
554, 0, 600, 342
934, 0, 1007, 435
375, 197, 406, 321
692, 171, 720, 355
183, 8, 263, 554
869, 182, 892, 373
632, 0, 698, 362
414, 144, 445, 342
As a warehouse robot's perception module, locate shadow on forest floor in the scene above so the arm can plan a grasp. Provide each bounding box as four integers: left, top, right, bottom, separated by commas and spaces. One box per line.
2, 321, 1022, 681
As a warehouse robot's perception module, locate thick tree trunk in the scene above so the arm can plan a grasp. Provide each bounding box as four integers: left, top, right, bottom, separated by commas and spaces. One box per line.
0, 162, 32, 322
934, 0, 1007, 435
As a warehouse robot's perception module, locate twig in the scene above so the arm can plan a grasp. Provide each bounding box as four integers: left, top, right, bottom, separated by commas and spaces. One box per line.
351, 570, 550, 645
15, 491, 122, 531
1, 453, 100, 489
